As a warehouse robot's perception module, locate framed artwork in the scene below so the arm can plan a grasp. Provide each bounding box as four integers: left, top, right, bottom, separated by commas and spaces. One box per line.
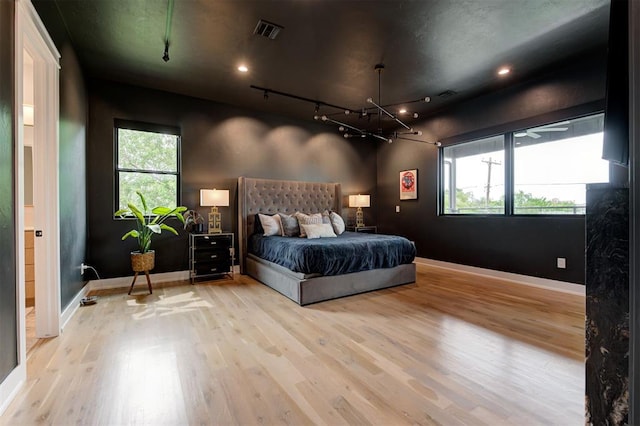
400, 169, 417, 200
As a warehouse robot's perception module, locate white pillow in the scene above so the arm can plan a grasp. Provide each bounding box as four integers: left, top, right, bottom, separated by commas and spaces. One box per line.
295, 212, 323, 237
258, 213, 283, 236
329, 211, 345, 235
301, 223, 337, 239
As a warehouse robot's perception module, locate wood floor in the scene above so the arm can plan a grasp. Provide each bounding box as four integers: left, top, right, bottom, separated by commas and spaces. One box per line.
0, 263, 585, 425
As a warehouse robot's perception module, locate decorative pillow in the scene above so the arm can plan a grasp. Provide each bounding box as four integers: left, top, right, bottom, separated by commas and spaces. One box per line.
295, 212, 323, 237
278, 213, 300, 237
329, 211, 346, 235
253, 213, 264, 235
258, 213, 283, 236
301, 223, 337, 239
322, 210, 332, 224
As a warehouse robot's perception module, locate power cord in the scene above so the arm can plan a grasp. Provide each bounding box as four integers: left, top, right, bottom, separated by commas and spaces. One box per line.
80, 263, 101, 280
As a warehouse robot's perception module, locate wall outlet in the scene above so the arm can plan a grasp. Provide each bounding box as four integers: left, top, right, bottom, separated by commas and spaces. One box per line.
395, 205, 400, 213
557, 257, 566, 269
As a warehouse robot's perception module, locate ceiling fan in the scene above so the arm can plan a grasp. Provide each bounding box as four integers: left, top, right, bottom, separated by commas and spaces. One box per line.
514, 121, 570, 139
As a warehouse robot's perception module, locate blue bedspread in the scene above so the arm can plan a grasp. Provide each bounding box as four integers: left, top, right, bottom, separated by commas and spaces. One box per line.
249, 231, 416, 275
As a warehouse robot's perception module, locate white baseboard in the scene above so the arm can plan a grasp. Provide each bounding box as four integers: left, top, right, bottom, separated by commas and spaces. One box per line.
88, 270, 191, 291
0, 364, 25, 416
60, 284, 91, 331
415, 257, 585, 295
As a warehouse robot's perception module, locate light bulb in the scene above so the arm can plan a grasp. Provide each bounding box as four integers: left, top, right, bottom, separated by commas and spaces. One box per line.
321, 115, 328, 121
399, 108, 407, 114
366, 98, 373, 103
413, 113, 419, 118
339, 126, 345, 132
237, 65, 249, 73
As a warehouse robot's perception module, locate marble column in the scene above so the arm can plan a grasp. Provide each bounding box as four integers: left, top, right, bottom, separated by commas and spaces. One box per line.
585, 184, 629, 425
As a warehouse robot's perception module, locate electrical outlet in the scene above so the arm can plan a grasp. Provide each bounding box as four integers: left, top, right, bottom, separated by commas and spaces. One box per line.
396, 205, 400, 213
557, 257, 566, 269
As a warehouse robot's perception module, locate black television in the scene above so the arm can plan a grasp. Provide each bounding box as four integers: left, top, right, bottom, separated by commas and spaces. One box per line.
602, 0, 629, 166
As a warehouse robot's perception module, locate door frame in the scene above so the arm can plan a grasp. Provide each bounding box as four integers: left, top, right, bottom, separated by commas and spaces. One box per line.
20, 0, 61, 340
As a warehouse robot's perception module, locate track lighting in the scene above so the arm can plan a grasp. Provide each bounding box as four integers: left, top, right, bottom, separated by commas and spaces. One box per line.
162, 40, 170, 62
250, 64, 439, 145
162, 0, 174, 62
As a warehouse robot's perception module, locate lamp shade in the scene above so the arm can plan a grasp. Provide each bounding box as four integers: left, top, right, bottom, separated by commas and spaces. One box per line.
200, 189, 230, 207
349, 194, 370, 208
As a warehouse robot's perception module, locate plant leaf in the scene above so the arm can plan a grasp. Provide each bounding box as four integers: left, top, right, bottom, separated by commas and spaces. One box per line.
128, 203, 145, 224
114, 208, 129, 217
121, 230, 139, 240
160, 223, 179, 235
147, 224, 161, 234
152, 207, 172, 215
136, 191, 148, 213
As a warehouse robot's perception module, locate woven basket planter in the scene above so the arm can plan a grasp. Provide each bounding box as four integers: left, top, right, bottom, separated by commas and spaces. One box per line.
131, 251, 155, 272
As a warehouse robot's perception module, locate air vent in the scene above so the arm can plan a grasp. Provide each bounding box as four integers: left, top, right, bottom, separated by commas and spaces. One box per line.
438, 90, 458, 99
253, 19, 283, 39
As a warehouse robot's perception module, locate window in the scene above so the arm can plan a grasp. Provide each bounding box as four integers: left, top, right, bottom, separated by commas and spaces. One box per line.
513, 114, 607, 214
440, 112, 608, 216
442, 135, 505, 214
115, 121, 180, 212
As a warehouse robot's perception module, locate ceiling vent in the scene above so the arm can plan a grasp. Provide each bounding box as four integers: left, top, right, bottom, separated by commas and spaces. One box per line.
438, 90, 457, 99
254, 19, 283, 39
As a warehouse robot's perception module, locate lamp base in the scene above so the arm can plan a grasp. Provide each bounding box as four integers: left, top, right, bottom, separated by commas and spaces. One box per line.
208, 207, 223, 234
356, 207, 365, 228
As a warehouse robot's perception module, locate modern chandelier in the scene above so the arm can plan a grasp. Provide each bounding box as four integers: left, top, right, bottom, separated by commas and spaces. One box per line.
250, 64, 441, 146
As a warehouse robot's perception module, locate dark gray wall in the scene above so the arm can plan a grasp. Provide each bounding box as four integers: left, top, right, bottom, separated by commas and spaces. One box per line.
33, 1, 89, 310
0, 0, 17, 383
377, 53, 607, 284
87, 80, 377, 278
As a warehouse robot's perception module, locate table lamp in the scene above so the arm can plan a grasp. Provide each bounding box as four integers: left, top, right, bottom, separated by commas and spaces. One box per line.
200, 189, 229, 234
349, 194, 370, 228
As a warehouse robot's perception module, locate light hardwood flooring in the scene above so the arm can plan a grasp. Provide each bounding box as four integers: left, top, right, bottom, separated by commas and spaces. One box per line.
0, 263, 585, 425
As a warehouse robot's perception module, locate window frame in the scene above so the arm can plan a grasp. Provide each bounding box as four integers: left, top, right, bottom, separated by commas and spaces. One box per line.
439, 133, 507, 215
438, 107, 606, 217
114, 119, 182, 217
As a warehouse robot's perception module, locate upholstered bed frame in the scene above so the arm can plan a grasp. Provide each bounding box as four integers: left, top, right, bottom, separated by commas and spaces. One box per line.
238, 176, 416, 305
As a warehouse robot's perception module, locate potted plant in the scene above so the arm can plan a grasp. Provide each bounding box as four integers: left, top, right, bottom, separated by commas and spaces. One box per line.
114, 191, 187, 278
183, 209, 205, 233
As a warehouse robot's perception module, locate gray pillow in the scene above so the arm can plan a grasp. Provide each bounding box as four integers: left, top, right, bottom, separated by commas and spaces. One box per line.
330, 211, 346, 235
278, 213, 300, 237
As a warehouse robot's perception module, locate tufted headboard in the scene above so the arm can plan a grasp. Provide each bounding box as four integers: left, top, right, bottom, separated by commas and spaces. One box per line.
237, 176, 342, 273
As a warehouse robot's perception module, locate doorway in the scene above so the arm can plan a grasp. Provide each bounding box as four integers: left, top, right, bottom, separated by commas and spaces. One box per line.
15, 0, 61, 355
22, 49, 37, 353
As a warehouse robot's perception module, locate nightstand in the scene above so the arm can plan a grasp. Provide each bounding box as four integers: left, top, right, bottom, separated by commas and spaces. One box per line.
189, 233, 234, 283
347, 225, 377, 234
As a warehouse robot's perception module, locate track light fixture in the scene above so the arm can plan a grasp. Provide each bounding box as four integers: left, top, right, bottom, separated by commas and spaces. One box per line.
251, 64, 439, 146
162, 0, 174, 62
163, 40, 170, 62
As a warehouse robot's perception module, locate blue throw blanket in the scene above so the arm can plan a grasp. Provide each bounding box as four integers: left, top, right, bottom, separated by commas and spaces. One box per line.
249, 231, 416, 275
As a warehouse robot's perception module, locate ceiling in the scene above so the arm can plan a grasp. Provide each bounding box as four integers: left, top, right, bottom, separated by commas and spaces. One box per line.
34, 0, 611, 134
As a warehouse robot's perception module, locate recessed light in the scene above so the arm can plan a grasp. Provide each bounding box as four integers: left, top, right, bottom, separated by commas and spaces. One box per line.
399, 108, 407, 114
238, 65, 249, 73
498, 67, 511, 76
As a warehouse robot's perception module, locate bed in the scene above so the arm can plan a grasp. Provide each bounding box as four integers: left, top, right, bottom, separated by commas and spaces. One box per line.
238, 176, 416, 305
